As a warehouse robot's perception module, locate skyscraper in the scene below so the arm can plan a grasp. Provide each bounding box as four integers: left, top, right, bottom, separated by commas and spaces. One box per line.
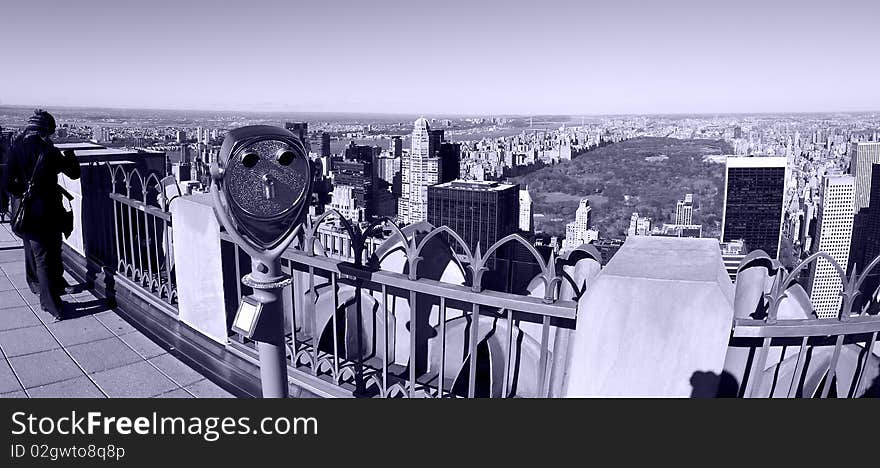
519, 188, 533, 233
427, 180, 519, 256
389, 136, 403, 158
332, 143, 376, 220
284, 122, 309, 151
398, 118, 439, 225
809, 175, 855, 319
563, 199, 598, 252
428, 129, 444, 157
850, 142, 880, 212
721, 157, 788, 259
438, 142, 461, 183
675, 193, 694, 225
861, 164, 880, 270
849, 142, 880, 272
321, 131, 331, 158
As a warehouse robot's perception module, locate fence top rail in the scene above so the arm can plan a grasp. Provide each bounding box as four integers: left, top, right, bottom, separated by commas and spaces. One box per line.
732, 315, 880, 339
218, 231, 577, 319
110, 192, 172, 221
290, 243, 577, 319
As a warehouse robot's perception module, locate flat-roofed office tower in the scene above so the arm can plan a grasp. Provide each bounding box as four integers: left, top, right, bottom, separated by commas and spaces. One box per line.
427, 180, 519, 256
321, 131, 331, 158
855, 164, 880, 314
398, 118, 439, 225
850, 142, 880, 212
849, 143, 880, 272
721, 156, 789, 259
808, 175, 855, 319
863, 164, 880, 269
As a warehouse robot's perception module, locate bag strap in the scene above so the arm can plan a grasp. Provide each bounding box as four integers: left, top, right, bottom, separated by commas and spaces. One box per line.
21, 151, 46, 201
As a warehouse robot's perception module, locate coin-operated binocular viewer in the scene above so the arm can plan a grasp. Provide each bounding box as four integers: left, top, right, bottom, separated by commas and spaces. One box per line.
210, 125, 313, 398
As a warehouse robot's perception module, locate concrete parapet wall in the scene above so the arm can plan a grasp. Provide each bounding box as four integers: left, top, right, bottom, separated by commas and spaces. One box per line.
564, 237, 735, 397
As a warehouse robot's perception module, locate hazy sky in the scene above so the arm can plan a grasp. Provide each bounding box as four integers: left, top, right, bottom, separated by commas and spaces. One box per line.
1, 0, 878, 115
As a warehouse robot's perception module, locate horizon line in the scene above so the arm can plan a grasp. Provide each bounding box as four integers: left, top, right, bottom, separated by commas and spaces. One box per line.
1, 102, 879, 120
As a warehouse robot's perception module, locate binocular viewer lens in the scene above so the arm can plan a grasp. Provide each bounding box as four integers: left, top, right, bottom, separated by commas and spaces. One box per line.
276, 150, 295, 166
240, 151, 259, 168
239, 149, 297, 168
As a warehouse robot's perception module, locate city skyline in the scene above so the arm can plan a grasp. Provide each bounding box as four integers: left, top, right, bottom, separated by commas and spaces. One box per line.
2, 0, 879, 115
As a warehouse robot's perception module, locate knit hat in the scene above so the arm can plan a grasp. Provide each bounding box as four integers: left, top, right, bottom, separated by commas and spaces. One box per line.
26, 109, 56, 134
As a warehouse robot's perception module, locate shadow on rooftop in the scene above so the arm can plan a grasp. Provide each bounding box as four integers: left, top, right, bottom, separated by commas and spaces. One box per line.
690, 370, 740, 398
62, 298, 112, 319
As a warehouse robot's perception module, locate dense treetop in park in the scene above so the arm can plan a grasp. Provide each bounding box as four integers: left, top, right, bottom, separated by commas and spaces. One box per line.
514, 137, 731, 239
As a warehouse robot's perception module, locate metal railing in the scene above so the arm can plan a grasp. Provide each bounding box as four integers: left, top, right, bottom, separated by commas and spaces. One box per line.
730, 252, 880, 398
223, 210, 582, 398
108, 165, 178, 308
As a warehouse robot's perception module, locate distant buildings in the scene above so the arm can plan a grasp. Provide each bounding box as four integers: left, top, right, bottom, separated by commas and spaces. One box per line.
562, 199, 598, 253
330, 142, 377, 222
627, 213, 652, 237
399, 118, 439, 225
284, 122, 308, 147
657, 224, 702, 238
808, 175, 855, 319
426, 180, 519, 256
330, 186, 361, 222
675, 193, 694, 225
590, 238, 625, 266
720, 239, 747, 282
660, 194, 701, 238
92, 125, 112, 143
721, 156, 788, 259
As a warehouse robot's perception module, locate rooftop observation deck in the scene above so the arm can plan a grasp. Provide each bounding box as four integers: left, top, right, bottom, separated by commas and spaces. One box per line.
20, 156, 880, 398
0, 248, 233, 398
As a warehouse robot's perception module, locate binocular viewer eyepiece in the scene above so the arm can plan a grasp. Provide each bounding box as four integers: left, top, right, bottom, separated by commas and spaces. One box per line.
211, 125, 313, 252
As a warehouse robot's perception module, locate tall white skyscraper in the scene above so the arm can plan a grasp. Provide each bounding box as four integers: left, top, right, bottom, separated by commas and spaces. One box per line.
398, 118, 439, 224
674, 193, 694, 225
809, 175, 855, 319
562, 199, 597, 253
850, 142, 880, 212
519, 188, 533, 232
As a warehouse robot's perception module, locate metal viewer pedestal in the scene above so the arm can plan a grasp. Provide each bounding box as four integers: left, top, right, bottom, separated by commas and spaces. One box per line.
242, 263, 292, 398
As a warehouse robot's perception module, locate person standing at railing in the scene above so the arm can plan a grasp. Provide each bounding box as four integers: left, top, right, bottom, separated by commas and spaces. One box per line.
3, 110, 80, 321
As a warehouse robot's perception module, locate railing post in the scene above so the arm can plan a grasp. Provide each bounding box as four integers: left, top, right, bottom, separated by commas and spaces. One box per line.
548, 325, 572, 398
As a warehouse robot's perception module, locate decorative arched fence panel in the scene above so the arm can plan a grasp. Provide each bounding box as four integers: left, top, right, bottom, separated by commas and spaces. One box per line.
729, 252, 880, 398
108, 164, 178, 308
222, 217, 580, 398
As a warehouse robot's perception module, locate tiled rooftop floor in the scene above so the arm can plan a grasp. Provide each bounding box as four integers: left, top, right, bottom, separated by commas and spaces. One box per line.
0, 245, 234, 398
0, 221, 23, 251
